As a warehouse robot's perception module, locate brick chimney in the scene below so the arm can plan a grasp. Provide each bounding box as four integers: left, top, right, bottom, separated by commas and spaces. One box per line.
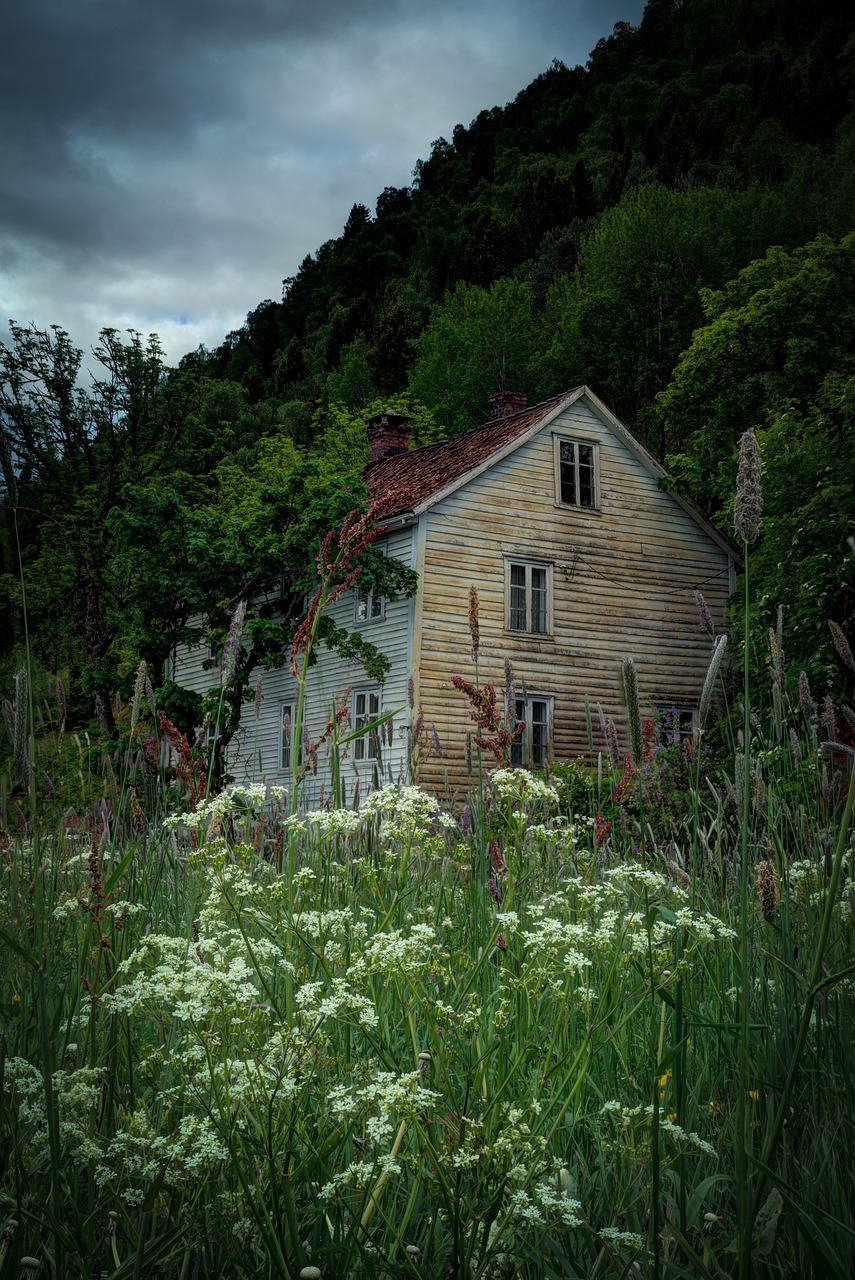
488, 391, 528, 420
367, 411, 412, 463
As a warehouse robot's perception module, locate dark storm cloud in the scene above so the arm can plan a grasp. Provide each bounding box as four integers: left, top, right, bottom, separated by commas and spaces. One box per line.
0, 0, 645, 362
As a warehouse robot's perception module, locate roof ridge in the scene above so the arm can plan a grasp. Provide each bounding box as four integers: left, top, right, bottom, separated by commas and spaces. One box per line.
363, 391, 569, 471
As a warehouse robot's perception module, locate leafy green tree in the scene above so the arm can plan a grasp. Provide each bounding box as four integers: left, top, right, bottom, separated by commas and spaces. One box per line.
538, 184, 789, 442
109, 459, 418, 779
310, 396, 444, 474
656, 233, 855, 685
0, 325, 169, 735
408, 279, 537, 432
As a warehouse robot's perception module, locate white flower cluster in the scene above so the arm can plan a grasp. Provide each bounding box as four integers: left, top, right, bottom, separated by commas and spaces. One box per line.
5, 1059, 103, 1165
107, 934, 267, 1026
97, 1105, 229, 1200
491, 769, 560, 806
506, 1182, 584, 1229
304, 807, 361, 836
296, 978, 379, 1030
164, 784, 287, 831
361, 783, 458, 841
600, 1101, 717, 1159
348, 922, 439, 978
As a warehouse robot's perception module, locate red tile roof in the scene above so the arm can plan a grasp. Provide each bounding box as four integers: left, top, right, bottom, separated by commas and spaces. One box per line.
365, 393, 571, 516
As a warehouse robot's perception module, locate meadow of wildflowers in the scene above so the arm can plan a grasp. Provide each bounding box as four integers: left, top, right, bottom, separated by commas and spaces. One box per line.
1, 474, 854, 1278
2, 636, 854, 1280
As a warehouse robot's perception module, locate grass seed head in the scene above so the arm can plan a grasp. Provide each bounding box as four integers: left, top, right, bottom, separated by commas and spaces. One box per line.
468, 585, 480, 659
734, 428, 762, 543
755, 859, 780, 922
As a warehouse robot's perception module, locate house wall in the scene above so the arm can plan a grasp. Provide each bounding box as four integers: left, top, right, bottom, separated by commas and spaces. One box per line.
413, 398, 733, 801
171, 522, 416, 806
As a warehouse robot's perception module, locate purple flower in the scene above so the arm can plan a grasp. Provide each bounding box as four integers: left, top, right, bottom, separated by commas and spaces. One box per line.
56, 676, 67, 722
798, 671, 815, 721
828, 620, 855, 675
694, 590, 714, 633
488, 876, 502, 904
821, 695, 836, 742
460, 804, 471, 834
604, 716, 616, 762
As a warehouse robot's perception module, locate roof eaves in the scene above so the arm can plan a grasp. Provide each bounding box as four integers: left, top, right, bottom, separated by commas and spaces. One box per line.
577, 386, 741, 564
412, 388, 585, 515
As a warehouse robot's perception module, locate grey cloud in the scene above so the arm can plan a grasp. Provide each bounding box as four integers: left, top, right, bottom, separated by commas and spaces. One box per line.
1, 0, 644, 362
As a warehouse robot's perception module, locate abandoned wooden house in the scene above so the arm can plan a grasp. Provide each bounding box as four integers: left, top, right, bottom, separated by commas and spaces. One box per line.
173, 386, 736, 803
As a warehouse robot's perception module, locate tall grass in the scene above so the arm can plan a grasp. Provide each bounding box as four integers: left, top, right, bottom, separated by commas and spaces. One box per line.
1, 572, 854, 1277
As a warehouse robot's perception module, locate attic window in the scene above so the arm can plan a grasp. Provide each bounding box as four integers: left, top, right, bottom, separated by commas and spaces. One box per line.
555, 437, 598, 509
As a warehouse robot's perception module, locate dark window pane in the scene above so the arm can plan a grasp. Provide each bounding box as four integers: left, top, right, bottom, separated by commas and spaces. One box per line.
511, 697, 525, 766
509, 563, 526, 629
560, 461, 576, 505
531, 568, 547, 632
578, 445, 595, 507
531, 700, 548, 767
559, 441, 576, 505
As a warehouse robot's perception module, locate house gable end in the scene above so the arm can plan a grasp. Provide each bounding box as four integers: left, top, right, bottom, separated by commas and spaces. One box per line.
414, 386, 738, 563
411, 388, 585, 515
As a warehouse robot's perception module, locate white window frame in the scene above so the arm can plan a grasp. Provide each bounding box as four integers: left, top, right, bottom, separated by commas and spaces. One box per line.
553, 435, 599, 510
505, 558, 553, 636
510, 695, 553, 770
354, 543, 386, 625
654, 704, 697, 744
279, 700, 300, 771
352, 687, 383, 764
355, 582, 384, 624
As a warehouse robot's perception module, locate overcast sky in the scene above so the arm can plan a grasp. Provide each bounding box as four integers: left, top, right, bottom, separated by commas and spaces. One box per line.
1, 0, 645, 368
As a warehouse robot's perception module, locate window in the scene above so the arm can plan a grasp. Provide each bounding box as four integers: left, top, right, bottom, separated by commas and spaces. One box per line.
353, 689, 382, 762
355, 583, 383, 623
511, 697, 551, 769
555, 437, 598, 509
506, 560, 551, 634
655, 705, 697, 745
355, 543, 386, 623
280, 701, 302, 770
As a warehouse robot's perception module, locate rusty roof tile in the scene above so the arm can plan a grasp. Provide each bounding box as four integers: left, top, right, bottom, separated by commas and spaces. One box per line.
365, 392, 571, 516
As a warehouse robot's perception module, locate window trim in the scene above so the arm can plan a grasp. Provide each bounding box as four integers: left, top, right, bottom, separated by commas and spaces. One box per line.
654, 704, 698, 744
279, 700, 302, 771
352, 686, 383, 765
552, 434, 600, 511
504, 557, 554, 637
510, 695, 553, 770
354, 542, 387, 625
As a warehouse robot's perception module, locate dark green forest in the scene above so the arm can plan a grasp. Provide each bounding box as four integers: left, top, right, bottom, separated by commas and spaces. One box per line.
2, 0, 854, 765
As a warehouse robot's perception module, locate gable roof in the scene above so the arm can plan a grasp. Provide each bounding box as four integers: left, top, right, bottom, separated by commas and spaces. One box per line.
366, 386, 738, 561
365, 391, 576, 516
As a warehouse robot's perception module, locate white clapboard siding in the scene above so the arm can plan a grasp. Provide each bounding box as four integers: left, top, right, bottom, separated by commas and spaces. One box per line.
171, 523, 417, 807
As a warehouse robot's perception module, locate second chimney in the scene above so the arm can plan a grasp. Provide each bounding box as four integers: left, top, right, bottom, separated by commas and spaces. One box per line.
367, 411, 412, 463
489, 391, 528, 420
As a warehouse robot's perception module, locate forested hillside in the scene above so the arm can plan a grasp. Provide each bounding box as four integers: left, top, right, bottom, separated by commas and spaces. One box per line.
2, 0, 854, 747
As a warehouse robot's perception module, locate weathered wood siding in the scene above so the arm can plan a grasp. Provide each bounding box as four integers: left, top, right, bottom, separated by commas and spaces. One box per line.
413, 398, 733, 800
172, 523, 416, 806
298, 522, 416, 807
